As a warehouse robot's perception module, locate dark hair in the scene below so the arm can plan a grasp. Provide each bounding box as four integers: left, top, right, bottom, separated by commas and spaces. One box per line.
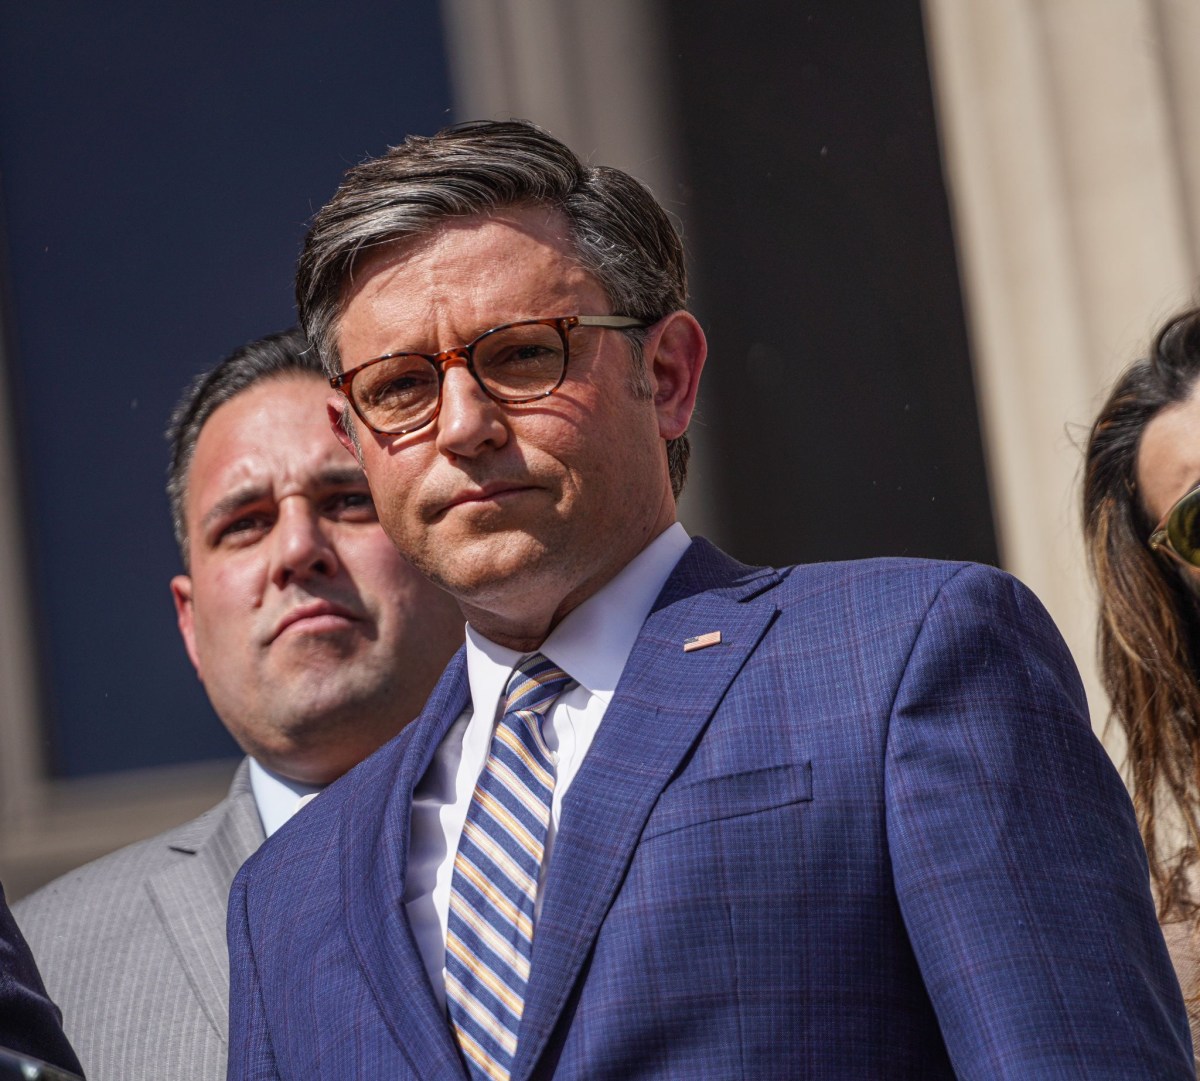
296, 118, 691, 497
1083, 308, 1200, 920
166, 327, 320, 566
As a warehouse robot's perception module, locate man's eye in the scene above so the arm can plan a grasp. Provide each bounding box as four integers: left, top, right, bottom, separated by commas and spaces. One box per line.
217, 515, 270, 543
361, 364, 436, 408
489, 343, 558, 367
329, 491, 377, 518
367, 375, 420, 402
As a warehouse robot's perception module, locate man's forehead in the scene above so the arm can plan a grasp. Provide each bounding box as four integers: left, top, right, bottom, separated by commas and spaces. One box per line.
369, 204, 572, 261
187, 377, 360, 515
343, 207, 587, 302
335, 210, 605, 366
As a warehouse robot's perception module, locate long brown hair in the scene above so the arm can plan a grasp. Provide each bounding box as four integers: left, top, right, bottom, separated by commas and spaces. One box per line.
1084, 308, 1200, 920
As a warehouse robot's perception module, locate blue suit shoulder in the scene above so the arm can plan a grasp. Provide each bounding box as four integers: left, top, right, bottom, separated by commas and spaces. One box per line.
237, 720, 414, 889
681, 536, 1018, 608
775, 552, 1027, 610
789, 553, 1064, 626
778, 554, 1086, 714
684, 540, 1067, 688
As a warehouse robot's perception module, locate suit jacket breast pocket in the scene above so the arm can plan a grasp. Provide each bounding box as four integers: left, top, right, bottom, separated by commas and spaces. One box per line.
642, 761, 813, 841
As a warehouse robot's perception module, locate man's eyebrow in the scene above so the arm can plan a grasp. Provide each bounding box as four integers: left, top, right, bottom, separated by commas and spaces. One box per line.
199, 484, 269, 535
198, 468, 371, 533
318, 467, 370, 488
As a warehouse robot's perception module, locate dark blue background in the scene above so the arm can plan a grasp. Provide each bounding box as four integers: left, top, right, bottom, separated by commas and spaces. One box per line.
0, 2, 453, 775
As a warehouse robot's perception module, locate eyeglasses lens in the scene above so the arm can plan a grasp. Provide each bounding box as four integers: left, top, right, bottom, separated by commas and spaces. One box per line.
355, 354, 441, 433
474, 322, 566, 398
1167, 488, 1200, 566
351, 322, 568, 433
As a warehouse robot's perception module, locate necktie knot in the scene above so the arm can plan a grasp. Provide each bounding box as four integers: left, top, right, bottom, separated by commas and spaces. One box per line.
502, 653, 575, 720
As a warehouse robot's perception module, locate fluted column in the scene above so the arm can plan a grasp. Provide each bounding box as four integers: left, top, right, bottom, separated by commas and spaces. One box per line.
923, 0, 1198, 756
0, 322, 43, 829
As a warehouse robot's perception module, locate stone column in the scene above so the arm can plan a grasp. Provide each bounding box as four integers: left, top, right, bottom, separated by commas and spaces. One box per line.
923, 0, 1198, 756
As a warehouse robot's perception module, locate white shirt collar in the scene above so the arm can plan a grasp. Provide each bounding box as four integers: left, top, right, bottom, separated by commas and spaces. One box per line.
248, 758, 323, 837
464, 522, 691, 716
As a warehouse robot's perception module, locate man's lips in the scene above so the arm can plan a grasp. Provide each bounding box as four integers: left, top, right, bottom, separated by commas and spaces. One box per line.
269, 601, 359, 642
436, 481, 537, 516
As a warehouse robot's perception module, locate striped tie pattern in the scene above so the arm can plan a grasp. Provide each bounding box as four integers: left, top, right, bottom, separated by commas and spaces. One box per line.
445, 653, 576, 1081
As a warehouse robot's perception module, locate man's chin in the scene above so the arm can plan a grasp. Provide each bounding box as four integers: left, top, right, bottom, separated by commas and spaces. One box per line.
421, 538, 553, 605
269, 686, 381, 737
270, 628, 369, 666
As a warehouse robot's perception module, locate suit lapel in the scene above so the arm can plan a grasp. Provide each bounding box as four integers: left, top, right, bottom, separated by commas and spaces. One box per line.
511, 540, 781, 1081
144, 759, 264, 1044
342, 650, 473, 1081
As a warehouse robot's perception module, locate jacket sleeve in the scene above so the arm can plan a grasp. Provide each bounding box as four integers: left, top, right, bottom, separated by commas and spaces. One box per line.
0, 883, 83, 1076
886, 562, 1194, 1077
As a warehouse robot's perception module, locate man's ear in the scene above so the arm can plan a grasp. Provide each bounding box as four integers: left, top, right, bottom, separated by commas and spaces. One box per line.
170, 574, 203, 681
327, 396, 363, 462
648, 311, 707, 440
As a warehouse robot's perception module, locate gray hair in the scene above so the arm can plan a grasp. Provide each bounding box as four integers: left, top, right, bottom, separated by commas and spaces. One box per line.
166, 327, 320, 566
296, 119, 691, 496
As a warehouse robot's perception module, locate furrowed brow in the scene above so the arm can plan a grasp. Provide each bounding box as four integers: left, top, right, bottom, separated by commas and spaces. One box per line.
199, 467, 370, 535
319, 466, 370, 488
200, 485, 269, 535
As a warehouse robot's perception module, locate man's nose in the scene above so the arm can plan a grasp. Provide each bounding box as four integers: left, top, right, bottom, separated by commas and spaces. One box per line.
269, 499, 338, 587
434, 360, 508, 459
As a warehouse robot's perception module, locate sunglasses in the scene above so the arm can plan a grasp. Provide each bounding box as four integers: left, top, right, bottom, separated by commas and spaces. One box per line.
1149, 481, 1200, 568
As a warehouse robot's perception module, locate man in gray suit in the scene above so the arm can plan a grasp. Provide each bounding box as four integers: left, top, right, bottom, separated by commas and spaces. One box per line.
14, 329, 463, 1081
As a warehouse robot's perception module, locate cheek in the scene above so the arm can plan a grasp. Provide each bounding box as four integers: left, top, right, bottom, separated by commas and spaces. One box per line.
344, 536, 420, 593
374, 500, 421, 557
388, 569, 458, 636
363, 452, 426, 533
191, 561, 263, 631
562, 405, 653, 489
519, 407, 599, 478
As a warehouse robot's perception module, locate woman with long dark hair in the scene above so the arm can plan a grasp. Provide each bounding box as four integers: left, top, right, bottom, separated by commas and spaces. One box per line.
1084, 308, 1200, 1049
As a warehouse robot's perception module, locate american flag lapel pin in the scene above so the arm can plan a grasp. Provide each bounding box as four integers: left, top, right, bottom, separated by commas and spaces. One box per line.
683, 630, 722, 652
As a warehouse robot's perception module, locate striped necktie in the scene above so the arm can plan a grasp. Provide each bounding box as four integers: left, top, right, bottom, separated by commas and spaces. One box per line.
445, 653, 576, 1081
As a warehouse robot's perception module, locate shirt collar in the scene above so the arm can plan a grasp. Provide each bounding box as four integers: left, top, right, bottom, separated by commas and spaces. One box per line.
464, 523, 691, 716
248, 757, 324, 837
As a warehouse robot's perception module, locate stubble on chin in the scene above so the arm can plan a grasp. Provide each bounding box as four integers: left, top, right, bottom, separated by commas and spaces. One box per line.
411, 525, 555, 607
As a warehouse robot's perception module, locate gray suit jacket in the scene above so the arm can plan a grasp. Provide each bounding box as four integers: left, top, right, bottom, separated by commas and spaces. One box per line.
14, 759, 263, 1081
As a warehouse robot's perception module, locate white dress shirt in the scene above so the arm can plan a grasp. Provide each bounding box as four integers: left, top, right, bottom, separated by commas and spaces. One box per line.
404, 522, 692, 1007
248, 758, 323, 838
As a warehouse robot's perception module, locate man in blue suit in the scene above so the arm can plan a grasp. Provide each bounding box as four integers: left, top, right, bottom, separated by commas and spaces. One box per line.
227, 120, 1193, 1079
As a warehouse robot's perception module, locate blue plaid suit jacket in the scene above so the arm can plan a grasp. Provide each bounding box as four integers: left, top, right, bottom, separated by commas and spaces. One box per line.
228, 539, 1193, 1078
